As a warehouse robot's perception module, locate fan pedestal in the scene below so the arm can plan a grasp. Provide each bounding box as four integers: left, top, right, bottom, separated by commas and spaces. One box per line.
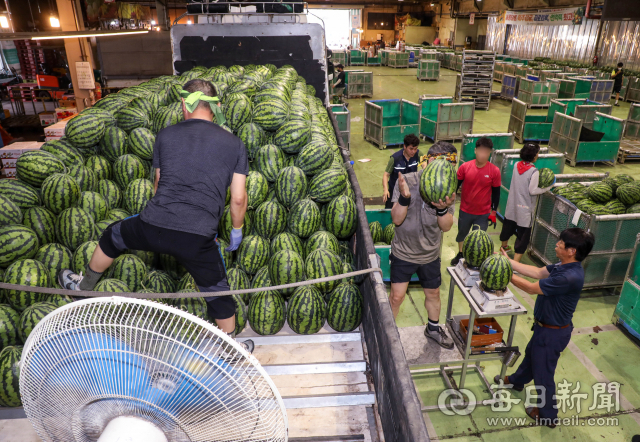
98, 416, 167, 442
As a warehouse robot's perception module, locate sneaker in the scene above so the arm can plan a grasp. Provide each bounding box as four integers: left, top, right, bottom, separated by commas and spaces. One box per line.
58, 269, 83, 291
450, 252, 464, 266
424, 325, 454, 349
239, 339, 255, 354
614, 102, 620, 107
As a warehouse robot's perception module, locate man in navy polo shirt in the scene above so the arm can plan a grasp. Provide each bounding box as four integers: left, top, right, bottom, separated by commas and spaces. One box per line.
495, 227, 595, 428
382, 134, 422, 209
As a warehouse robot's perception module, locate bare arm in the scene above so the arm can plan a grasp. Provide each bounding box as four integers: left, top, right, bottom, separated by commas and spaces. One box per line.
501, 249, 550, 279
528, 170, 552, 196
154, 168, 160, 193
433, 194, 456, 232
511, 274, 543, 295
382, 172, 390, 202
229, 173, 248, 229
391, 173, 409, 226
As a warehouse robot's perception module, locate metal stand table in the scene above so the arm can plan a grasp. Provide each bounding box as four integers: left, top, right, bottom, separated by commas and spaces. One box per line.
410, 267, 527, 411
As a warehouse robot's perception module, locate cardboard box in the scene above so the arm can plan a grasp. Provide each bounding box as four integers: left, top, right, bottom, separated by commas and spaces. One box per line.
2, 168, 17, 178
0, 142, 42, 159
39, 111, 57, 127
59, 99, 76, 109
2, 158, 17, 168
55, 107, 77, 120
44, 120, 68, 138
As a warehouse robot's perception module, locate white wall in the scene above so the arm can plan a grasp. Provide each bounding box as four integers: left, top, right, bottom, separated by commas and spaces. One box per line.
405, 27, 437, 45
308, 9, 351, 49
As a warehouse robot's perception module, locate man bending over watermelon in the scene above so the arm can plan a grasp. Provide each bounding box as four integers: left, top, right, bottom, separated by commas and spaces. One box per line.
59, 79, 254, 354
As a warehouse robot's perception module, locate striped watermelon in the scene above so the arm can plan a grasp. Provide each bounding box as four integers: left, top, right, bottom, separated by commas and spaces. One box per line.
627, 203, 640, 214
77, 191, 109, 222
587, 182, 613, 203
480, 254, 513, 291
108, 208, 130, 221
41, 173, 80, 215
253, 88, 289, 105
129, 249, 154, 269
0, 225, 39, 266
246, 171, 269, 209
72, 241, 98, 274
369, 221, 383, 243
253, 100, 290, 131
256, 144, 286, 183
538, 168, 555, 188
99, 126, 128, 162
2, 259, 50, 311
65, 113, 106, 149
218, 206, 253, 243
462, 226, 494, 268
248, 290, 286, 335
167, 294, 207, 320
269, 250, 305, 296
383, 224, 395, 245
115, 107, 150, 133
18, 302, 57, 341
274, 120, 311, 154
232, 295, 248, 335
0, 195, 21, 226
158, 254, 187, 280
251, 265, 271, 288
287, 199, 321, 239
228, 266, 251, 304
0, 346, 23, 406
129, 96, 156, 115
176, 273, 198, 291
275, 166, 307, 208
81, 108, 117, 127
603, 177, 619, 193
305, 231, 340, 258
16, 151, 65, 188
41, 139, 84, 168
217, 238, 234, 269
324, 195, 357, 240
98, 180, 122, 209
111, 254, 147, 292
294, 141, 333, 176
95, 278, 130, 292
127, 127, 155, 161
0, 305, 20, 349
236, 123, 266, 160
287, 285, 326, 334
604, 199, 626, 215
125, 179, 154, 214
34, 243, 73, 283
305, 248, 342, 293
308, 168, 348, 203
270, 232, 305, 258
85, 155, 112, 181
616, 183, 640, 206
253, 200, 287, 240
55, 208, 95, 251
327, 282, 363, 332
224, 93, 253, 130
0, 180, 40, 209
113, 154, 146, 190
144, 271, 175, 293
236, 235, 270, 275
22, 207, 56, 247
93, 95, 129, 114
68, 165, 97, 192
419, 159, 457, 204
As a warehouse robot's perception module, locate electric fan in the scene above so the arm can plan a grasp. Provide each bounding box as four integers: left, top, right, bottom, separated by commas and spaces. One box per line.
19, 297, 288, 442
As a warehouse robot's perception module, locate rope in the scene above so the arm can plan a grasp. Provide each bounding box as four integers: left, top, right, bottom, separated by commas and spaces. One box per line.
0, 268, 382, 299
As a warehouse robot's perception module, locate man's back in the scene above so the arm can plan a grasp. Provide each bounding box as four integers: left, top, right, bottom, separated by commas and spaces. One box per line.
141, 119, 248, 237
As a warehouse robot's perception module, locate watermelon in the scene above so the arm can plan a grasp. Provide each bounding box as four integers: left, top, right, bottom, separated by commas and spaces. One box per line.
274, 120, 311, 154
287, 285, 326, 334
604, 199, 626, 214
270, 232, 305, 258
34, 243, 73, 283
99, 126, 128, 162
2, 259, 50, 311
65, 113, 106, 149
95, 219, 114, 238
369, 221, 383, 243
67, 164, 97, 192
0, 305, 20, 349
587, 182, 613, 203
77, 191, 109, 223
269, 250, 305, 296
615, 174, 635, 186
108, 208, 130, 222
0, 225, 39, 266
218, 206, 253, 243
72, 241, 98, 274
85, 155, 112, 181
113, 154, 146, 190
55, 208, 95, 251
538, 168, 555, 188
16, 151, 65, 188
253, 200, 287, 240
94, 278, 130, 292
253, 100, 289, 131
217, 238, 234, 268
45, 294, 74, 308
305, 248, 342, 293
383, 224, 395, 245
232, 295, 248, 335
480, 254, 513, 291
251, 266, 271, 290
254, 88, 289, 105
115, 107, 150, 133
0, 195, 22, 226
603, 176, 620, 193
308, 168, 348, 203
18, 302, 57, 341
326, 282, 363, 332
129, 96, 157, 115
294, 141, 333, 176
275, 166, 307, 208
98, 180, 123, 209
616, 183, 640, 206
305, 231, 340, 258
248, 290, 286, 335
236, 123, 266, 160
127, 127, 155, 160
41, 139, 84, 168
124, 179, 154, 214
176, 273, 198, 291
324, 195, 357, 240
341, 262, 364, 285
419, 159, 457, 204
287, 199, 321, 239
0, 346, 23, 406
144, 270, 176, 293
228, 266, 251, 303
224, 93, 253, 130
246, 171, 269, 209
0, 180, 41, 209
255, 144, 286, 183
111, 254, 147, 292
462, 226, 494, 268
41, 173, 80, 215
586, 204, 609, 215
627, 203, 640, 214
167, 295, 207, 320
236, 235, 270, 275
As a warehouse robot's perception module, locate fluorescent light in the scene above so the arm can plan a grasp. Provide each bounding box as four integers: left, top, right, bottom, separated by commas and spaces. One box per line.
0, 17, 9, 29
32, 30, 149, 40
151, 20, 156, 25
50, 16, 60, 28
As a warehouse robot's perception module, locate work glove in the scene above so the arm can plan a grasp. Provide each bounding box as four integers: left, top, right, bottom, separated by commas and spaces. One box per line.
488, 210, 497, 229
226, 228, 243, 252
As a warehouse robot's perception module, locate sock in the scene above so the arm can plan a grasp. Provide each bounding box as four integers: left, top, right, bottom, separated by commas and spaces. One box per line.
428, 318, 440, 331
615, 100, 619, 104
79, 265, 103, 291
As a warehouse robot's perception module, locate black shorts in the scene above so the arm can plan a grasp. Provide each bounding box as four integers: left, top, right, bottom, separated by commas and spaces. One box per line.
390, 254, 441, 289
456, 209, 489, 243
99, 215, 235, 320
499, 218, 532, 254
613, 84, 622, 94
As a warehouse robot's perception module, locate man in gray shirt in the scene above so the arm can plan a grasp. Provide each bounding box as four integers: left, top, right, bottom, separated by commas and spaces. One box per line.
389, 141, 457, 348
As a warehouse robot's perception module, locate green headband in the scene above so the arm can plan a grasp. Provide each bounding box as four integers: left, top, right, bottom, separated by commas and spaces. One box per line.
179, 89, 226, 126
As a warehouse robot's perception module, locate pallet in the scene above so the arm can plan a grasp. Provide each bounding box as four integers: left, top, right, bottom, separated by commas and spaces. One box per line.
346, 94, 373, 99
618, 139, 640, 164
388, 66, 409, 69
417, 77, 439, 81
364, 134, 403, 150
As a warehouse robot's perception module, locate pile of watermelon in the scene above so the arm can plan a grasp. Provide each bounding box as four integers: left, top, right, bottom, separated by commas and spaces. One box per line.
0, 63, 367, 390
369, 221, 395, 246
552, 174, 640, 215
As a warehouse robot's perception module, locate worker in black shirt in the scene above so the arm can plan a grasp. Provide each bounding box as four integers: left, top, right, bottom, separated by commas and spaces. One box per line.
59, 79, 254, 353
495, 228, 595, 428
333, 64, 346, 100
612, 62, 624, 106
382, 134, 422, 209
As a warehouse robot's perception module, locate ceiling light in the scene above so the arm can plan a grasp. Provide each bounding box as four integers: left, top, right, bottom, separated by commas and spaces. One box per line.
187, 19, 192, 24
151, 20, 156, 25
32, 30, 149, 40
0, 16, 9, 29
431, 2, 435, 5
155, 26, 161, 31
50, 16, 60, 28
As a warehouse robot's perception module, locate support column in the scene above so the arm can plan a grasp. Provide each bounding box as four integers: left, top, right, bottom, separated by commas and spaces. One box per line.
56, 0, 96, 111
156, 0, 168, 31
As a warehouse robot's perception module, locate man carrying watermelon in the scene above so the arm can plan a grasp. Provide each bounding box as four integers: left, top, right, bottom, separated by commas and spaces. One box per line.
382, 134, 422, 209
451, 137, 501, 266
389, 141, 456, 349
495, 227, 595, 428
58, 79, 254, 353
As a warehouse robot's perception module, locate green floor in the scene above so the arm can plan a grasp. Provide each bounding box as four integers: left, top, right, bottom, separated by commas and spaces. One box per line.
346, 66, 640, 441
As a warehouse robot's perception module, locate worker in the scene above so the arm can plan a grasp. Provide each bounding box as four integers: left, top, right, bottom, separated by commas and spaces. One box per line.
495, 227, 595, 428
333, 63, 346, 100
58, 79, 254, 353
389, 141, 457, 349
433, 37, 441, 46
611, 62, 624, 106
451, 137, 501, 266
379, 40, 386, 49
382, 134, 422, 209
500, 142, 554, 262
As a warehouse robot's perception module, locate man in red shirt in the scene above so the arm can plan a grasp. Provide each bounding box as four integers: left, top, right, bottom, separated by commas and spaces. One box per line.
451, 137, 501, 266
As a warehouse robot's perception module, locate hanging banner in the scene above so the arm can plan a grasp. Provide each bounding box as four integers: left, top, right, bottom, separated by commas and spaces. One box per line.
469, 13, 475, 25
497, 7, 585, 26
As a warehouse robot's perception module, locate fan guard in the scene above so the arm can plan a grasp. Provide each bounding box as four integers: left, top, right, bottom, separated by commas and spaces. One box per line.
19, 297, 288, 442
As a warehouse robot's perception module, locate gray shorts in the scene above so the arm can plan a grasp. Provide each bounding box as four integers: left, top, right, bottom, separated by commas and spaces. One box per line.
456, 209, 489, 243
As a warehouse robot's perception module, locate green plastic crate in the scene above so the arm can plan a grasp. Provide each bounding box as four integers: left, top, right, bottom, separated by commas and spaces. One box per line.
364, 99, 420, 149
460, 133, 515, 163
417, 60, 440, 81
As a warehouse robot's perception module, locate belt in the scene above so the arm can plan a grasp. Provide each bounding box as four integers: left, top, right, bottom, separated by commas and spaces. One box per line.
535, 319, 571, 330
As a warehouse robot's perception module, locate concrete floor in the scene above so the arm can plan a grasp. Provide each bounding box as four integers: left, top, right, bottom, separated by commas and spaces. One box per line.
346, 66, 640, 441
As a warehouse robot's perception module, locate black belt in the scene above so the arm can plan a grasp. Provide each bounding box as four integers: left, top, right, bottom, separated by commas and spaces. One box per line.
535, 319, 571, 330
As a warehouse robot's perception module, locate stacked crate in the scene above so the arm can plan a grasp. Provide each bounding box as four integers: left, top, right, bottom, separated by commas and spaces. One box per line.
457, 50, 496, 110
14, 40, 45, 81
